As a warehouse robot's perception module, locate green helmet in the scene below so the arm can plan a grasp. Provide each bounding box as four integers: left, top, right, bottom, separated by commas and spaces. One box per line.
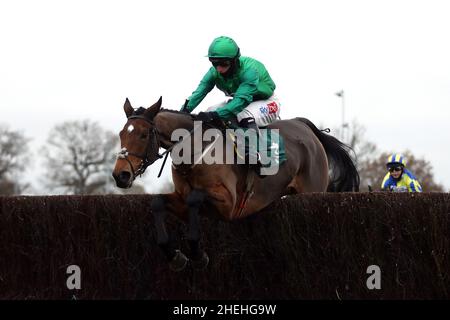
207, 36, 240, 59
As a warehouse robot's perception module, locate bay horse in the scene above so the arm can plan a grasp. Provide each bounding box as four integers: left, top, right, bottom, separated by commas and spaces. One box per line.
112, 97, 359, 271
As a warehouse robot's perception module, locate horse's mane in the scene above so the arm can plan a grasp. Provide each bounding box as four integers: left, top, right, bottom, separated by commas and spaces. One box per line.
160, 108, 196, 119
131, 107, 196, 120
160, 109, 226, 132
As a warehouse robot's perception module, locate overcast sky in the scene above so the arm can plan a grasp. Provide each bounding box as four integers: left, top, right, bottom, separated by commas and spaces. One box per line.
1, 0, 449, 193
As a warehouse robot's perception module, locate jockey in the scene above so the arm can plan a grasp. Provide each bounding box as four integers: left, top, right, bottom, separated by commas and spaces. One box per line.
381, 153, 423, 192
180, 36, 280, 171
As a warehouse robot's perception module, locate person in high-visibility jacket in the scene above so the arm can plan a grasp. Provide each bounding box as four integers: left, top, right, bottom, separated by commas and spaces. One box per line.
381, 153, 423, 192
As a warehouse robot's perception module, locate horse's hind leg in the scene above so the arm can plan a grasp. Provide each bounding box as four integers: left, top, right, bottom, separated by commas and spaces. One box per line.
151, 193, 189, 272
186, 189, 209, 269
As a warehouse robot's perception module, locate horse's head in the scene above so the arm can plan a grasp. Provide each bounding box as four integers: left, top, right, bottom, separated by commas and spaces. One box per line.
112, 97, 162, 188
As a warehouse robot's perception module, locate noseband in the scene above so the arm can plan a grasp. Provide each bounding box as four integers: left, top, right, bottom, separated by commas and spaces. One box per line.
117, 115, 163, 179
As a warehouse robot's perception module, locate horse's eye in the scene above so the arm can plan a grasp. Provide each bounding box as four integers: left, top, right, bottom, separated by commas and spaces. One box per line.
140, 133, 148, 140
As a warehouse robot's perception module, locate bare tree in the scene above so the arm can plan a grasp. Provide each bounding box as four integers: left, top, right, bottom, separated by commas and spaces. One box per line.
0, 124, 30, 194
42, 120, 121, 194
42, 119, 147, 194
332, 119, 379, 191
333, 119, 378, 164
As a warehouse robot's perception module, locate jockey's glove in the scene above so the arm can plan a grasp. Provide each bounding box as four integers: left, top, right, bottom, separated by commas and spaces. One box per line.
196, 111, 221, 123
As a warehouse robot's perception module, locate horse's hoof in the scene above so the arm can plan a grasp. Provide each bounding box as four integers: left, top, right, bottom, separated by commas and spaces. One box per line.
190, 251, 209, 270
169, 250, 189, 272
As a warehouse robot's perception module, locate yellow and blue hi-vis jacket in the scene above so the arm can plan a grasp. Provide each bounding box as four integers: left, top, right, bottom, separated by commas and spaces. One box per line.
381, 168, 423, 192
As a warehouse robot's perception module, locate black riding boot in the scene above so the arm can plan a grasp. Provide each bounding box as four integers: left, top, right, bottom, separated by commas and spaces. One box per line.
239, 117, 266, 177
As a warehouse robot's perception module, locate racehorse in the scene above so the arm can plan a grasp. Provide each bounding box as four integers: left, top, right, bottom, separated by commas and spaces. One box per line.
112, 97, 360, 271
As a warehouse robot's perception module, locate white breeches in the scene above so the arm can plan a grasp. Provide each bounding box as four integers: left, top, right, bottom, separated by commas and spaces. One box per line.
207, 94, 281, 127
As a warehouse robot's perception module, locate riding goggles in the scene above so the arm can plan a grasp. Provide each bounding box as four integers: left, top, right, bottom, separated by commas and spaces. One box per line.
209, 59, 232, 68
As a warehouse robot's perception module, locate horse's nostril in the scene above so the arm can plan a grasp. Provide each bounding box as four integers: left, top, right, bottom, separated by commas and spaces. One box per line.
113, 171, 132, 188
119, 171, 131, 182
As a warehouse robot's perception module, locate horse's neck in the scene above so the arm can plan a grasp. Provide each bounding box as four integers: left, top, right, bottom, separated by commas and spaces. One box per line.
154, 111, 194, 149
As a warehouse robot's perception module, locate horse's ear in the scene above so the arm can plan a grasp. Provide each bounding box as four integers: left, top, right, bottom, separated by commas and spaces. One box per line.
144, 96, 162, 119
124, 98, 134, 118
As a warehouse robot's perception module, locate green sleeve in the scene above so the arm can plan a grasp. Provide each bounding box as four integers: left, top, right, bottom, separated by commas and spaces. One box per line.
187, 68, 216, 112
215, 69, 259, 119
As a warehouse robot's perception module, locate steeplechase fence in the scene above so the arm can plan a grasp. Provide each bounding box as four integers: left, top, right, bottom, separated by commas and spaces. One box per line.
0, 193, 449, 299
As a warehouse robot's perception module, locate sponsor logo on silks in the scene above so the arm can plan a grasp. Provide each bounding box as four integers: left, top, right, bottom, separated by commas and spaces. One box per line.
267, 101, 279, 114
391, 185, 408, 192
259, 102, 279, 115
259, 105, 269, 115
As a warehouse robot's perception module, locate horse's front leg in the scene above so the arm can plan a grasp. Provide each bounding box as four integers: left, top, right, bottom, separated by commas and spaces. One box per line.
151, 193, 189, 272
186, 189, 209, 269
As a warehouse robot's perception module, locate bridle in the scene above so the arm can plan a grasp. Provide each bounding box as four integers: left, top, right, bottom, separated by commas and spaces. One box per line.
116, 112, 208, 180
116, 115, 163, 179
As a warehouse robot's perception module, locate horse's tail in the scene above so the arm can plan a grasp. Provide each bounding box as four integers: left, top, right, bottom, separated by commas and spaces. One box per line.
295, 117, 360, 192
